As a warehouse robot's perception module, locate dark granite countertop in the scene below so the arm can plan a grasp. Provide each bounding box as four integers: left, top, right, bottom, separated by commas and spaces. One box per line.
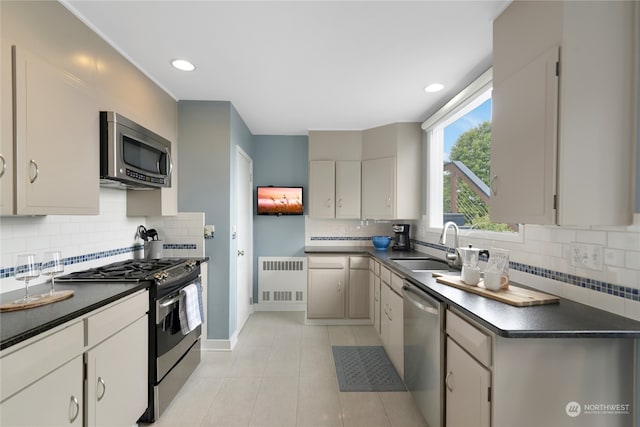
0, 281, 149, 351
305, 245, 640, 338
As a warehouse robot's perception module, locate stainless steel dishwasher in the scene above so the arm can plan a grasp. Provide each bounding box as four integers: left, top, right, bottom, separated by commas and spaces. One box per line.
403, 280, 444, 427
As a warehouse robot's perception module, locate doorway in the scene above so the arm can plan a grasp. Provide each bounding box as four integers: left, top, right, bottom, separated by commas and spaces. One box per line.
235, 147, 253, 335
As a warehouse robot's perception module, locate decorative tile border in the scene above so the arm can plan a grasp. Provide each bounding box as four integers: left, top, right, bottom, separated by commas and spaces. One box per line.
412, 239, 639, 302
163, 243, 198, 250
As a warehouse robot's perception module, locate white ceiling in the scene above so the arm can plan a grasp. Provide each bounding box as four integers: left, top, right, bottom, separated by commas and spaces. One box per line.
62, 1, 510, 135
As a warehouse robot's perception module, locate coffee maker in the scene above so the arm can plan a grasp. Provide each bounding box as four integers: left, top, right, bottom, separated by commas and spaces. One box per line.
392, 224, 411, 250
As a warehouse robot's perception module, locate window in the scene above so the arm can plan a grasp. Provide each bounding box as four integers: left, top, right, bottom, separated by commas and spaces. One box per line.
424, 69, 517, 234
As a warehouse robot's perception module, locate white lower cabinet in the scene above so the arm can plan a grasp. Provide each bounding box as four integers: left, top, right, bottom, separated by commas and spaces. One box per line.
445, 338, 491, 427
380, 275, 403, 378
85, 316, 148, 427
0, 290, 148, 427
369, 269, 381, 334
348, 256, 369, 319
308, 267, 347, 318
445, 310, 491, 427
307, 255, 371, 320
1, 355, 83, 426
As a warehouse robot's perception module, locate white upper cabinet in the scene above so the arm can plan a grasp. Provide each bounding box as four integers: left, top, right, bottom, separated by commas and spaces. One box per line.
362, 123, 422, 220
335, 161, 361, 219
8, 45, 99, 215
1, 40, 13, 215
491, 1, 637, 226
308, 160, 361, 219
309, 160, 336, 219
491, 45, 560, 225
308, 131, 362, 219
362, 157, 396, 219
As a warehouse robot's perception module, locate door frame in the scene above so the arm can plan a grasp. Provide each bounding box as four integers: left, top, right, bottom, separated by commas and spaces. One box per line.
235, 146, 254, 335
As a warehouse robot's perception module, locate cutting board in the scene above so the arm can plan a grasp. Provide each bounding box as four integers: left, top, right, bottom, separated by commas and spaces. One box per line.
434, 274, 559, 307
0, 290, 74, 312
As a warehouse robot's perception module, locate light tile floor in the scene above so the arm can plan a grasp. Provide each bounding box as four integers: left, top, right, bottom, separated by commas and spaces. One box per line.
148, 311, 427, 427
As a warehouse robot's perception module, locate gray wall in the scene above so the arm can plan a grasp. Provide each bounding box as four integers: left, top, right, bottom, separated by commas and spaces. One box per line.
178, 101, 232, 340
252, 135, 308, 302
178, 102, 306, 338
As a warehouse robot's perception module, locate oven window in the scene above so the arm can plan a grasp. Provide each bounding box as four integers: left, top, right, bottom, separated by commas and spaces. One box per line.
123, 135, 165, 174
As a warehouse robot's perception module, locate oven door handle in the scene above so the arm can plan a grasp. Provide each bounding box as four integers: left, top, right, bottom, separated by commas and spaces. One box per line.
159, 295, 181, 307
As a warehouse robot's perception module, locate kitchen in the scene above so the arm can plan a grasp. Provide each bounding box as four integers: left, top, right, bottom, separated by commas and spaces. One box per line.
1, 1, 640, 427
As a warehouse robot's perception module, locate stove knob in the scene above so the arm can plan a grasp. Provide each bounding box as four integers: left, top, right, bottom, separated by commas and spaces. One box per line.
154, 271, 169, 281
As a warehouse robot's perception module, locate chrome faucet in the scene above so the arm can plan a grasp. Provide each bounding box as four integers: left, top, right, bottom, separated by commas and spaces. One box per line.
440, 221, 462, 268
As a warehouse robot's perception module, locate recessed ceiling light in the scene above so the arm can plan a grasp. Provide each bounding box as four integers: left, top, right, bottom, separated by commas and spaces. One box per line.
171, 59, 196, 71
424, 83, 444, 93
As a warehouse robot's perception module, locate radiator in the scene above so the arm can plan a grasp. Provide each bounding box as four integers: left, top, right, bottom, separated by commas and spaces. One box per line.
258, 257, 307, 308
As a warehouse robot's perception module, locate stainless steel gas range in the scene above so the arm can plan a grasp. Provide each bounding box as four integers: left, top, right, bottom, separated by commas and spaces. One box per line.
57, 258, 203, 423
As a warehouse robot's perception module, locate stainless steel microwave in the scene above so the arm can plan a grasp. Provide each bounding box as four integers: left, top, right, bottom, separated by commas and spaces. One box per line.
99, 111, 173, 189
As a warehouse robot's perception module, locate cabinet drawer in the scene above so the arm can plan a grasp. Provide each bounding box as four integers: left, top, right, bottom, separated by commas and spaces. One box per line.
368, 258, 381, 275
1, 320, 83, 402
308, 256, 346, 269
85, 290, 148, 348
446, 310, 491, 367
380, 265, 391, 284
390, 272, 404, 295
350, 256, 369, 269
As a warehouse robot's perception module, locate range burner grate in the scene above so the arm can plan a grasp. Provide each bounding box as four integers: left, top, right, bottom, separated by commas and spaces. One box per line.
57, 259, 188, 282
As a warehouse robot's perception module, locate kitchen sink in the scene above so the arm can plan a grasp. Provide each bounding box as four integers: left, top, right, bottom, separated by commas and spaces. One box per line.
389, 258, 451, 271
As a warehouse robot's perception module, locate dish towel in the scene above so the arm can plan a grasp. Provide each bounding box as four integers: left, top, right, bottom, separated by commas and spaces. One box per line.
179, 283, 202, 335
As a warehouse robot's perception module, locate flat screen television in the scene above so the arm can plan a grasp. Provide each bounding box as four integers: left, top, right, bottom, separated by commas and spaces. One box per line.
257, 186, 304, 215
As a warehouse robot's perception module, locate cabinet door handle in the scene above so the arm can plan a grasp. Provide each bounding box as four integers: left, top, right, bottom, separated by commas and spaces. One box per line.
326, 198, 332, 208
337, 281, 342, 292
388, 305, 392, 321
337, 198, 343, 208
0, 154, 6, 179
29, 159, 39, 183
445, 370, 454, 392
238, 250, 245, 256
69, 395, 80, 423
387, 197, 391, 207
97, 376, 106, 401
490, 175, 498, 196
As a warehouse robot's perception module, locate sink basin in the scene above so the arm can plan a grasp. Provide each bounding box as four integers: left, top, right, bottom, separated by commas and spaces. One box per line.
390, 258, 451, 271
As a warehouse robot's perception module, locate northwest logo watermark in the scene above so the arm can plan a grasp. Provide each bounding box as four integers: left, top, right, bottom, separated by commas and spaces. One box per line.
566, 401, 631, 417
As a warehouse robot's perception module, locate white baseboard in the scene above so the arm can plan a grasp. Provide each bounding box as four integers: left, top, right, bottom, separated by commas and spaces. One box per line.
304, 318, 374, 326
254, 303, 306, 311
200, 330, 238, 351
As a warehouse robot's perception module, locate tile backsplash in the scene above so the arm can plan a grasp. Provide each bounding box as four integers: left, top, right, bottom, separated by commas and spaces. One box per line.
0, 189, 205, 294
306, 214, 640, 321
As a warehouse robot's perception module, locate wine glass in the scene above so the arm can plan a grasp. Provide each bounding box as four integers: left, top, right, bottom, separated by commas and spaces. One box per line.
13, 253, 40, 303
42, 250, 65, 296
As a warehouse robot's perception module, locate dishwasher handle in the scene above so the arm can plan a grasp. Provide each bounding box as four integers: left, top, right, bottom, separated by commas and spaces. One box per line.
402, 283, 440, 316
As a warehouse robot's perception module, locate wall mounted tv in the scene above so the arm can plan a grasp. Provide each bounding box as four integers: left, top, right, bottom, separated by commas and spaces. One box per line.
257, 186, 304, 215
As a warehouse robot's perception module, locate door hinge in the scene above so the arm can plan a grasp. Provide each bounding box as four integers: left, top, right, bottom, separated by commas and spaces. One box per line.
555, 61, 560, 77
488, 386, 492, 402
553, 194, 557, 210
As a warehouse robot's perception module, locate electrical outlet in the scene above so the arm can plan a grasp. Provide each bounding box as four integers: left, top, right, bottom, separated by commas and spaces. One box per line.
570, 243, 603, 271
